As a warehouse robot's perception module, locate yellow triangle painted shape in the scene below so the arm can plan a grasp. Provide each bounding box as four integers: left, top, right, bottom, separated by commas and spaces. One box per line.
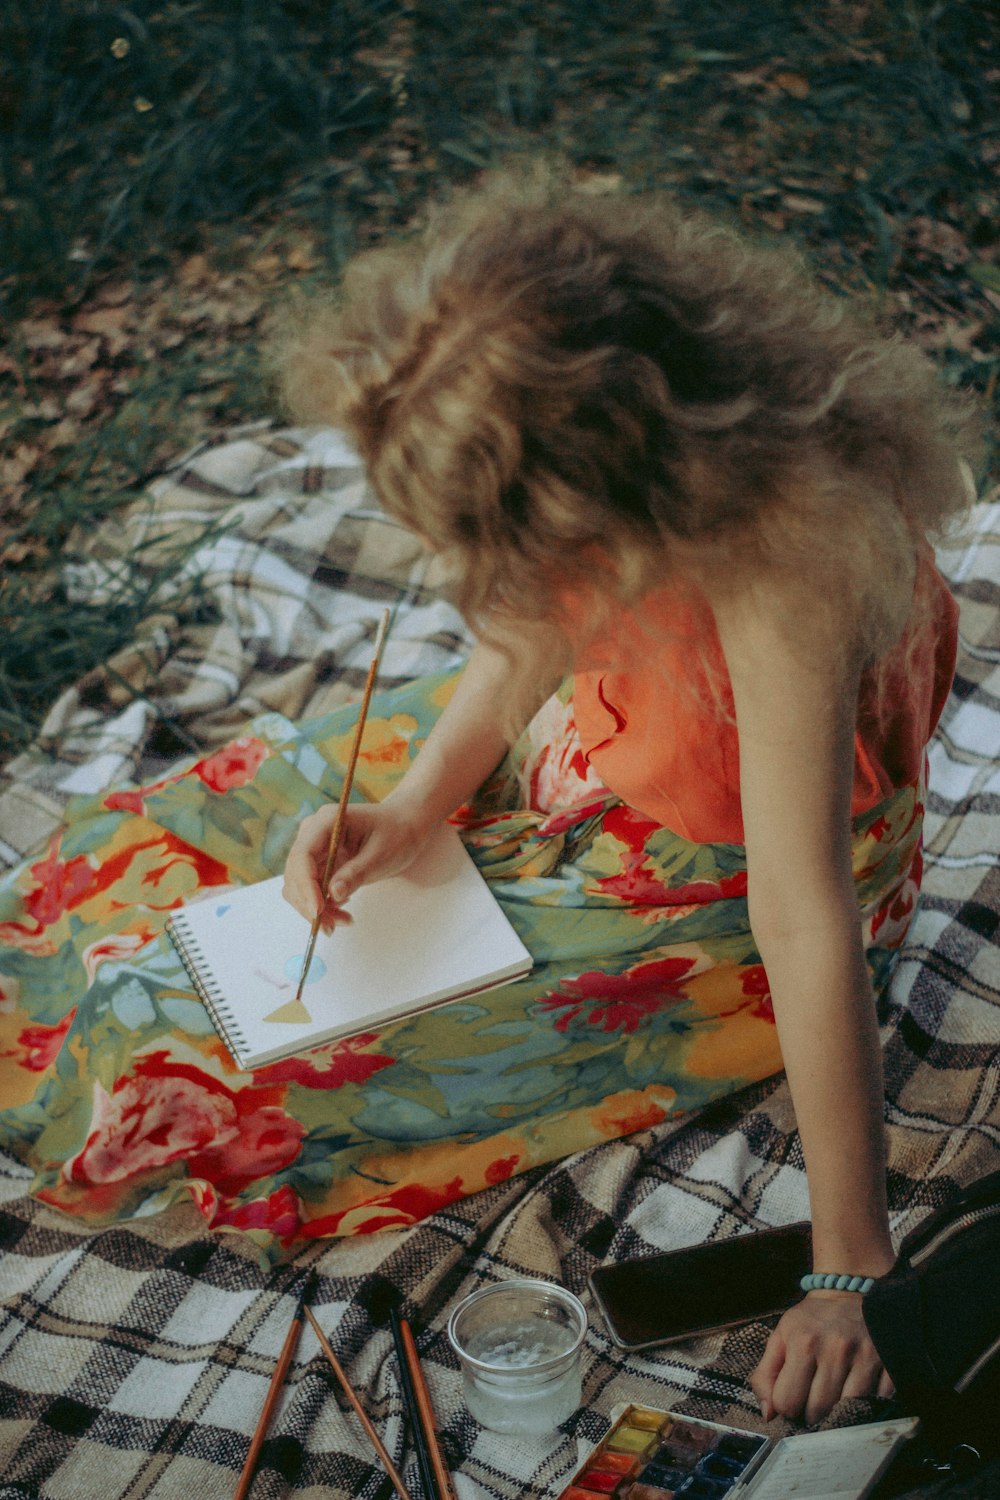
263, 997, 313, 1024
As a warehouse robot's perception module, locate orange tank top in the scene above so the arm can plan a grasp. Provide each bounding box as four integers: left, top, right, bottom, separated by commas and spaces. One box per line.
572, 551, 959, 844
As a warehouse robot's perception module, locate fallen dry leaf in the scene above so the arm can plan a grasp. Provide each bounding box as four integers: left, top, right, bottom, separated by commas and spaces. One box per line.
73, 306, 132, 336
730, 66, 771, 89
782, 193, 826, 214
0, 444, 41, 486
574, 170, 624, 195
65, 381, 103, 417
19, 397, 61, 421
910, 216, 970, 267
286, 244, 319, 271
179, 253, 212, 285
18, 319, 67, 351
251, 252, 283, 276
47, 418, 82, 447
95, 281, 133, 307
59, 339, 102, 379
773, 70, 810, 98
0, 535, 47, 566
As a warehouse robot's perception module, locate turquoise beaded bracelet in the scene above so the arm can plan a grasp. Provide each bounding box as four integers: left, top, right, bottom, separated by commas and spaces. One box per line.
800, 1272, 876, 1294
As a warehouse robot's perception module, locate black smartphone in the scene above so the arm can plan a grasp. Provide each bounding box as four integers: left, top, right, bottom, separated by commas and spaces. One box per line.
588, 1221, 813, 1351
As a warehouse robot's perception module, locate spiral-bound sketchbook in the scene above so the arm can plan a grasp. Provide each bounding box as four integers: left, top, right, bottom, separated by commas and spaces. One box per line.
167, 823, 533, 1070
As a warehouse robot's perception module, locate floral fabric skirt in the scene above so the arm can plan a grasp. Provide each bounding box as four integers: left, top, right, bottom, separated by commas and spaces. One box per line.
0, 671, 924, 1251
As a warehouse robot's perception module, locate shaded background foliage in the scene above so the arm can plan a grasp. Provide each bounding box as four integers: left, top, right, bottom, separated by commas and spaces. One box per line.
1, 0, 998, 759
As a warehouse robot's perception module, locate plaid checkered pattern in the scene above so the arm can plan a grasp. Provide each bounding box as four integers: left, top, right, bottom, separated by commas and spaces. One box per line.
1, 434, 997, 1499
0, 424, 472, 870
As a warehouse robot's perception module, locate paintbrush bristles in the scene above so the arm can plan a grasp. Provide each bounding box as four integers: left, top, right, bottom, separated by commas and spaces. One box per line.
293, 609, 391, 1004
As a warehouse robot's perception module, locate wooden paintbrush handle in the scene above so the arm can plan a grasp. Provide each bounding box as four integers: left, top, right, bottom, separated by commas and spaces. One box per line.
294, 608, 391, 1003
399, 1318, 458, 1500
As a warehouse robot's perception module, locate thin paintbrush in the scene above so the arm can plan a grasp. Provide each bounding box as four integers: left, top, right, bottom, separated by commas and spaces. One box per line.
389, 1307, 439, 1500
303, 1306, 416, 1500
233, 1277, 311, 1500
397, 1315, 459, 1500
293, 607, 391, 1005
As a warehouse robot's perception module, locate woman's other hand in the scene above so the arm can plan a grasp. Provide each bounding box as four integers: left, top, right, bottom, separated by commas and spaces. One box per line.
282, 796, 432, 931
750, 1292, 894, 1427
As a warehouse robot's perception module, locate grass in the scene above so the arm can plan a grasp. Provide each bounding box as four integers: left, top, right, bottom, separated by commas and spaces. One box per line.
1, 0, 997, 762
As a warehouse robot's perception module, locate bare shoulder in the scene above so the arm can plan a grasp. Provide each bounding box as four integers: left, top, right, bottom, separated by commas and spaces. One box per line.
711, 579, 861, 747
710, 580, 862, 901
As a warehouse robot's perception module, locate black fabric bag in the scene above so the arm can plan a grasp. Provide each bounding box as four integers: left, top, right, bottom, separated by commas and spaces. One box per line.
863, 1170, 1000, 1461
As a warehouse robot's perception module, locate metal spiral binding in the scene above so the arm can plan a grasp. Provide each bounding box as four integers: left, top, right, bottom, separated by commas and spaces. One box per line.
167, 912, 251, 1063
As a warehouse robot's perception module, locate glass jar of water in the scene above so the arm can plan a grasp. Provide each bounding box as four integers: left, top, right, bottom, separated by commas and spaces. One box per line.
447, 1279, 588, 1436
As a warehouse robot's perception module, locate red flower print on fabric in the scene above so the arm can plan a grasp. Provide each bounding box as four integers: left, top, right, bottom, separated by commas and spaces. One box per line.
257, 1032, 395, 1090
21, 846, 93, 927
67, 1068, 236, 1185
104, 764, 190, 814
193, 736, 269, 793
537, 793, 616, 839
3, 834, 231, 948
539, 954, 697, 1034
302, 1177, 466, 1237
738, 964, 774, 1023
13, 1009, 77, 1071
212, 1184, 302, 1243
870, 862, 922, 950
187, 1103, 305, 1197
65, 1054, 302, 1192
484, 1153, 520, 1185
82, 930, 154, 984
587, 805, 748, 906
596, 1096, 669, 1136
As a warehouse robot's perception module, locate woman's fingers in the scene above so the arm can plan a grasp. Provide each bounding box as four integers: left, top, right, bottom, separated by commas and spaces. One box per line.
754, 1296, 892, 1426
282, 800, 421, 925
750, 1327, 787, 1421
283, 803, 364, 923
326, 830, 390, 904
801, 1341, 856, 1426
769, 1345, 821, 1425
839, 1346, 888, 1404
283, 805, 337, 919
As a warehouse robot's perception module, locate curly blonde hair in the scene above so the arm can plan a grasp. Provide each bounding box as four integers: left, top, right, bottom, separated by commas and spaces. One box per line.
276, 170, 978, 696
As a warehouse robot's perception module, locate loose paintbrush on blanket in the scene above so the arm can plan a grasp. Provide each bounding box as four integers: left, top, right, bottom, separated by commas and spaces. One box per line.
304, 1306, 416, 1500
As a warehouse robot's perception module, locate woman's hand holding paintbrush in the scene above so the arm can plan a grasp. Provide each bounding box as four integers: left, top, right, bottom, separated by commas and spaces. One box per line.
286, 797, 432, 933
284, 635, 521, 938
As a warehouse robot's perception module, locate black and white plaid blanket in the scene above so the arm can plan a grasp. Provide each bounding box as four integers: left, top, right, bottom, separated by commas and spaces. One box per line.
1, 429, 998, 1500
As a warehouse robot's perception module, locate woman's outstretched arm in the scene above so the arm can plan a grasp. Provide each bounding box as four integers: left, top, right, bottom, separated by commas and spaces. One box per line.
715, 588, 897, 1426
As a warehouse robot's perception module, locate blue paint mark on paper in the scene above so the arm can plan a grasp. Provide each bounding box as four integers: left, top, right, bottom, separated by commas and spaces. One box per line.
284, 954, 327, 986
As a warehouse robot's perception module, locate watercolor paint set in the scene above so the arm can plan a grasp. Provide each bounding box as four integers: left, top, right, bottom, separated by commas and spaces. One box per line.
555, 1405, 919, 1500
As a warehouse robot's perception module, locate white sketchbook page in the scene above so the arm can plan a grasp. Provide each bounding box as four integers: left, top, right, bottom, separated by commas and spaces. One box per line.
173, 822, 532, 1062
